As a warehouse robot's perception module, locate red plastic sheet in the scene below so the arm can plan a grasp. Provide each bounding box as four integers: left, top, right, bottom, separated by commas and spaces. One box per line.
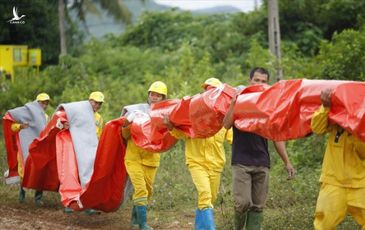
189, 84, 235, 137
76, 117, 127, 212
234, 79, 365, 141
23, 112, 128, 212
330, 82, 365, 141
130, 107, 178, 153
2, 112, 20, 180
22, 111, 67, 191
57, 116, 128, 211
148, 84, 236, 139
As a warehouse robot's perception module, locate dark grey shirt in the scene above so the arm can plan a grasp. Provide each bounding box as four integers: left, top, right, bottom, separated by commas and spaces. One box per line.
231, 126, 270, 168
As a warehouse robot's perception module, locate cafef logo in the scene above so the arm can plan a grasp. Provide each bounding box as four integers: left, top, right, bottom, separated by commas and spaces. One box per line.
8, 7, 26, 24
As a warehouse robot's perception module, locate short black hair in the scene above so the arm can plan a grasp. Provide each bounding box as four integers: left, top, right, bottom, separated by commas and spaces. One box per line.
249, 67, 270, 81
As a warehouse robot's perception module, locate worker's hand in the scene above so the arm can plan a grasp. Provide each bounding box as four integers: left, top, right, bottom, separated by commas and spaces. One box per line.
320, 88, 332, 108
231, 89, 241, 104
285, 162, 296, 180
20, 123, 29, 129
63, 122, 70, 129
163, 114, 173, 131
122, 118, 132, 128
126, 111, 136, 123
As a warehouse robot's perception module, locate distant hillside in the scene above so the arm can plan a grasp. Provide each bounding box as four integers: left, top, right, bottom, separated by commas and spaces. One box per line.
83, 0, 169, 38
80, 0, 243, 38
193, 5, 242, 14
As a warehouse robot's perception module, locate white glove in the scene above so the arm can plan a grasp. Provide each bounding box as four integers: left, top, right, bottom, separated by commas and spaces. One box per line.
126, 111, 137, 122
56, 118, 64, 129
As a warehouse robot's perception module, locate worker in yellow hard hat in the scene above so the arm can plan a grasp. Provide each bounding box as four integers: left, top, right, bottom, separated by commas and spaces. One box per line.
201, 77, 222, 89
163, 78, 232, 229
7, 93, 50, 205
122, 81, 167, 230
88, 91, 104, 138
63, 91, 104, 215
312, 88, 365, 229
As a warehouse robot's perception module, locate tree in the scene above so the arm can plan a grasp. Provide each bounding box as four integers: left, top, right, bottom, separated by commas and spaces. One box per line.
58, 0, 135, 55
0, 0, 60, 64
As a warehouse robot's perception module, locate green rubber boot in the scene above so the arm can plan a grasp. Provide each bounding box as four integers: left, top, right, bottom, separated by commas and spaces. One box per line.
246, 211, 263, 230
131, 206, 139, 228
34, 190, 43, 206
18, 187, 25, 203
234, 211, 247, 230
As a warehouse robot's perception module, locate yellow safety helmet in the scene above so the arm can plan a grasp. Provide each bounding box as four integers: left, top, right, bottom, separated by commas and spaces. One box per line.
148, 81, 167, 96
89, 91, 105, 103
202, 77, 222, 88
36, 93, 50, 101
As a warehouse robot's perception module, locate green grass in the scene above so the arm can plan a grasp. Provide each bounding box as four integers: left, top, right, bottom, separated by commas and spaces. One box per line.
0, 128, 362, 229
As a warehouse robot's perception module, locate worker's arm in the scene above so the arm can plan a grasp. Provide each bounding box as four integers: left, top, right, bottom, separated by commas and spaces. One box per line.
273, 141, 295, 179
121, 119, 132, 140
223, 91, 238, 129
163, 114, 187, 140
11, 122, 29, 132
311, 89, 332, 135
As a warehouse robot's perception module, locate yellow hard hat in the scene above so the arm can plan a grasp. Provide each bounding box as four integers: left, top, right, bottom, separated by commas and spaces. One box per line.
36, 93, 50, 101
202, 77, 222, 88
89, 91, 105, 102
148, 81, 167, 96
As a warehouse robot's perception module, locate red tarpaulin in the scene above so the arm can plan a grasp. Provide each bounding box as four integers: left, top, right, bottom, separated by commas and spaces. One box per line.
234, 79, 365, 141
22, 111, 67, 191
23, 111, 128, 212
2, 112, 20, 182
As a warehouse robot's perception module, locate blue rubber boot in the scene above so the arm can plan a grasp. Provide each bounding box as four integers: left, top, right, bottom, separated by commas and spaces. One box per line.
195, 209, 204, 230
200, 208, 216, 230
136, 205, 153, 230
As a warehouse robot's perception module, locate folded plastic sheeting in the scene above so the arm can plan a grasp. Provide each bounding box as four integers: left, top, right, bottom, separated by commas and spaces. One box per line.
2, 113, 21, 184
234, 79, 365, 141
130, 104, 178, 153
68, 117, 127, 212
22, 111, 127, 212
22, 110, 67, 191
148, 84, 235, 138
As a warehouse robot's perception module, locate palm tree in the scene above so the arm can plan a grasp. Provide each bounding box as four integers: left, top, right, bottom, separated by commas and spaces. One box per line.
58, 0, 135, 56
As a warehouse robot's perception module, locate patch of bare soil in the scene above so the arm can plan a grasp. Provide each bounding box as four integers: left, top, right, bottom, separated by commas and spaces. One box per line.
0, 202, 194, 229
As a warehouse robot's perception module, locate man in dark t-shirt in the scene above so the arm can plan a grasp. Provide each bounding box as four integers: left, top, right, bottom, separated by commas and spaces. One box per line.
223, 67, 296, 230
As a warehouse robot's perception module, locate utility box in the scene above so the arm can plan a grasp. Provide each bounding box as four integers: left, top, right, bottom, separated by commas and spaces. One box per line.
0, 45, 41, 82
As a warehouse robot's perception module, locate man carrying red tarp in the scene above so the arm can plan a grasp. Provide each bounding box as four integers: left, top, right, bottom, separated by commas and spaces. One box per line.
224, 67, 295, 230
312, 88, 365, 229
122, 81, 168, 230
2, 93, 50, 205
163, 78, 233, 229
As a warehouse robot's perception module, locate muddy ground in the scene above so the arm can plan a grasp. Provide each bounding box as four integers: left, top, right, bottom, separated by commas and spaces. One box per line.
0, 202, 194, 229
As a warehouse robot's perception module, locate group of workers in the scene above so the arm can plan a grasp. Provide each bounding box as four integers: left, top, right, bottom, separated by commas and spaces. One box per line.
3, 67, 365, 230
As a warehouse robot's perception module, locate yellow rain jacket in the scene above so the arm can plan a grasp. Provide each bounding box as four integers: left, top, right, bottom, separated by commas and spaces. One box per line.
311, 105, 365, 188
94, 112, 103, 138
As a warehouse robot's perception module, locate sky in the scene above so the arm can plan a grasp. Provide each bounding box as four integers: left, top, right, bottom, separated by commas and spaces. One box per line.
154, 0, 262, 12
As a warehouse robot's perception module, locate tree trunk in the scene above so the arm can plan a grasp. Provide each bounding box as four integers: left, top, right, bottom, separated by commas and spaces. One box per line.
58, 0, 67, 55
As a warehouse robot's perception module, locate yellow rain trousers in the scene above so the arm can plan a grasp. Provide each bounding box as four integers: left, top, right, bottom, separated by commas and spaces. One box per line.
311, 105, 365, 229
124, 139, 160, 206
171, 128, 232, 209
